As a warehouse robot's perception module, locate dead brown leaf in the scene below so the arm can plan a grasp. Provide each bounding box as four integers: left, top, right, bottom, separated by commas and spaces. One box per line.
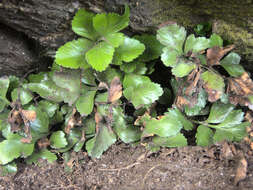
204, 84, 223, 102
108, 77, 122, 103
227, 72, 253, 108
21, 110, 36, 122
37, 137, 50, 149
234, 153, 247, 185
207, 45, 235, 66
65, 108, 81, 134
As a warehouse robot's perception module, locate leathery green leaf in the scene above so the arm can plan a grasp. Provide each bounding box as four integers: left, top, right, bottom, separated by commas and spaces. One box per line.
86, 42, 114, 71
92, 5, 129, 36
196, 125, 213, 146
156, 24, 186, 53
184, 34, 210, 53
161, 48, 180, 67
206, 102, 235, 123
26, 149, 57, 164
55, 38, 93, 69
0, 134, 34, 165
201, 71, 225, 91
153, 133, 187, 147
133, 34, 163, 62
76, 90, 96, 116
144, 113, 182, 137
168, 108, 193, 131
209, 34, 223, 47
50, 131, 68, 149
124, 81, 163, 108
113, 37, 145, 65
86, 125, 116, 158
72, 9, 98, 40
172, 61, 196, 77
220, 52, 244, 77
11, 88, 33, 105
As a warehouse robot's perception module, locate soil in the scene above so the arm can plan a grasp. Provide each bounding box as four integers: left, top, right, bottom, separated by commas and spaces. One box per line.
0, 141, 253, 190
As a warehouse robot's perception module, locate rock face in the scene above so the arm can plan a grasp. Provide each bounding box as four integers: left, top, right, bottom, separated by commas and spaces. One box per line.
0, 0, 252, 75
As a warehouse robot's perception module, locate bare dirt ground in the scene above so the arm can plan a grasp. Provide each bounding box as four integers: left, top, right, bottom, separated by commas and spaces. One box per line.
0, 141, 252, 190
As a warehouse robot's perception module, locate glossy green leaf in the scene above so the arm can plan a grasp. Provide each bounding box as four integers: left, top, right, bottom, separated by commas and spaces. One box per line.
184, 34, 210, 53
104, 32, 124, 48
0, 162, 17, 176
57, 128, 82, 153
28, 72, 49, 83
144, 113, 182, 137
201, 71, 225, 91
26, 149, 57, 164
83, 117, 96, 135
214, 110, 244, 128
38, 100, 58, 118
123, 74, 150, 89
86, 42, 114, 71
74, 140, 85, 152
11, 88, 33, 105
28, 105, 50, 140
76, 90, 96, 115
96, 67, 123, 84
55, 38, 93, 69
209, 34, 223, 47
124, 81, 163, 108
86, 125, 116, 158
220, 52, 244, 77
120, 62, 147, 74
156, 24, 186, 53
25, 80, 66, 103
81, 68, 96, 86
0, 134, 34, 165
113, 107, 141, 143
113, 37, 145, 65
161, 47, 180, 67
172, 61, 196, 77
0, 76, 10, 111
92, 5, 129, 36
72, 9, 98, 40
168, 108, 193, 131
206, 102, 235, 123
134, 34, 163, 62
196, 125, 213, 146
213, 122, 249, 142
0, 76, 9, 99
50, 131, 68, 149
52, 69, 81, 105
153, 133, 187, 147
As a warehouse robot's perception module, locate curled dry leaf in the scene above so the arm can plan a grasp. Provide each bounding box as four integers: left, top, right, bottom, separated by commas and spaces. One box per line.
8, 109, 23, 132
65, 108, 82, 134
185, 68, 201, 96
108, 77, 122, 103
207, 45, 235, 66
228, 72, 253, 108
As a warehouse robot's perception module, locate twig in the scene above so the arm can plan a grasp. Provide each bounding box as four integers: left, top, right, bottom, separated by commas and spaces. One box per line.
142, 164, 161, 189
98, 162, 140, 171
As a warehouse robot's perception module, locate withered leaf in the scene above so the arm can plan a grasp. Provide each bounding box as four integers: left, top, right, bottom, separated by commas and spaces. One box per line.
65, 108, 81, 134
108, 77, 122, 103
37, 137, 50, 149
204, 85, 223, 102
21, 110, 36, 122
228, 72, 253, 96
228, 72, 253, 108
175, 96, 190, 110
185, 68, 201, 96
207, 45, 235, 66
234, 154, 247, 185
